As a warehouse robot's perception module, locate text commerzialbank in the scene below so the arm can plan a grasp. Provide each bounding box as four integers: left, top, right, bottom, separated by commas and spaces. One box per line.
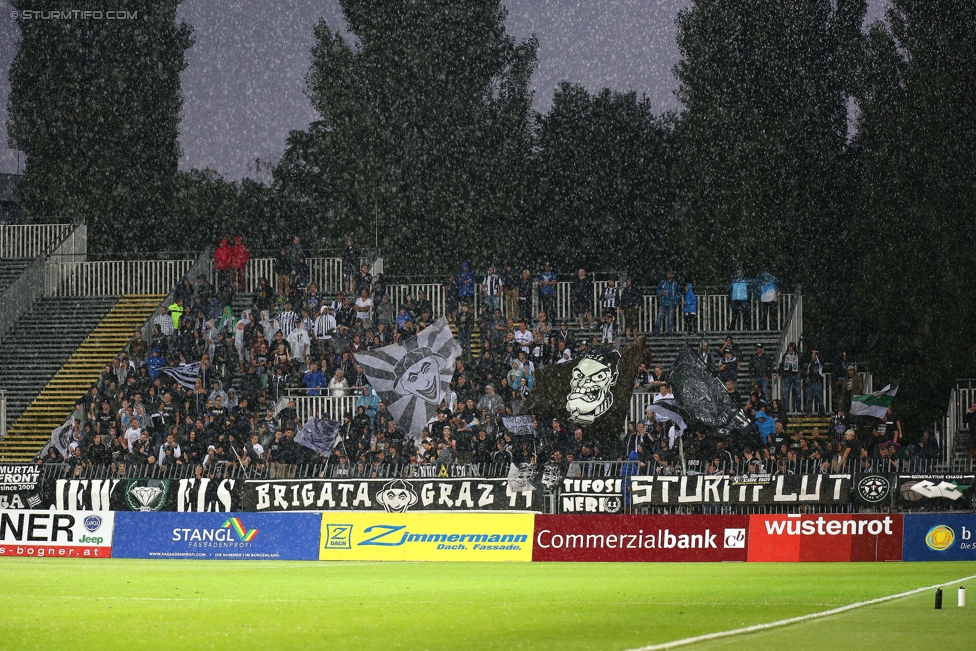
536, 529, 721, 549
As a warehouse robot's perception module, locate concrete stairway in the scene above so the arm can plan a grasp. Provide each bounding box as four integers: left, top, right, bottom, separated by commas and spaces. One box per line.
0, 258, 33, 296
0, 294, 164, 461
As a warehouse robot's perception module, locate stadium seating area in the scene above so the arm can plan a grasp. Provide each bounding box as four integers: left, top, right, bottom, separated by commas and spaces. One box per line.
0, 226, 956, 482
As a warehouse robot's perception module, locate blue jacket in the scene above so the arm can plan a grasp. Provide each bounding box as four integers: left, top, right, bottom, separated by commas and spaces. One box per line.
303, 369, 326, 396
657, 278, 680, 307
729, 274, 749, 301
146, 350, 165, 380
458, 263, 475, 298
683, 283, 698, 314
756, 410, 776, 440
356, 389, 380, 419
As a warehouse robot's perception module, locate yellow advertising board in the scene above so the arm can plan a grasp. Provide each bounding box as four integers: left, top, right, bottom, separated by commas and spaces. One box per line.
319, 512, 534, 561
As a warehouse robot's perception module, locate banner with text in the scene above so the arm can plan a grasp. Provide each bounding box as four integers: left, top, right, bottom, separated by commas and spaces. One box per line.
747, 514, 903, 562
629, 474, 851, 505
897, 474, 976, 509
558, 478, 625, 513
902, 514, 976, 561
0, 510, 114, 558
852, 474, 896, 507
320, 512, 534, 561
113, 512, 320, 560
41, 478, 242, 512
0, 464, 43, 510
243, 478, 541, 512
533, 514, 750, 562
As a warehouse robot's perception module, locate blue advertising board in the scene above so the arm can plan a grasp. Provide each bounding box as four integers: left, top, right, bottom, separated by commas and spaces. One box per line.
902, 514, 976, 561
113, 512, 320, 560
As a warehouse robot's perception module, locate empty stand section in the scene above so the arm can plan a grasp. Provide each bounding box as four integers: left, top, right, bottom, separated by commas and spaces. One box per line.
0, 294, 164, 461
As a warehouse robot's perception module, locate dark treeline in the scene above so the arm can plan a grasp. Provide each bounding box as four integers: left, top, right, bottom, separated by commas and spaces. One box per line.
7, 0, 976, 430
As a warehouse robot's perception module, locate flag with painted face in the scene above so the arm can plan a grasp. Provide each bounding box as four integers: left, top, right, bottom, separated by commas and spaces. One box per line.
354, 317, 462, 438
521, 337, 644, 440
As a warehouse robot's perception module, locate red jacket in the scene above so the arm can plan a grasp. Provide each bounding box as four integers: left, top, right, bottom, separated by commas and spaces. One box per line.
230, 236, 250, 270
214, 239, 232, 271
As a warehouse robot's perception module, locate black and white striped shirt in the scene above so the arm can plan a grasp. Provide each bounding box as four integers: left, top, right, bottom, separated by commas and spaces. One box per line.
279, 310, 298, 338
602, 286, 619, 310
483, 273, 501, 297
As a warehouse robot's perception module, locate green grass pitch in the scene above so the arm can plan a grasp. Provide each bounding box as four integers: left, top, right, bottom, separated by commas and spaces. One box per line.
1, 559, 974, 650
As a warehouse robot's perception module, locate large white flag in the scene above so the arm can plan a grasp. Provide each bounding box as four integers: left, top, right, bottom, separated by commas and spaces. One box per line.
354, 317, 461, 438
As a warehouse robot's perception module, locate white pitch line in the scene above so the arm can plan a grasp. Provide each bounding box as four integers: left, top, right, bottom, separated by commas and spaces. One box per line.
623, 572, 976, 651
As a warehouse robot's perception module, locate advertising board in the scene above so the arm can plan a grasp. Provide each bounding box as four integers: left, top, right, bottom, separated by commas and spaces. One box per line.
532, 515, 750, 562
112, 512, 320, 560
0, 510, 113, 557
902, 514, 976, 561
319, 512, 534, 561
746, 514, 903, 562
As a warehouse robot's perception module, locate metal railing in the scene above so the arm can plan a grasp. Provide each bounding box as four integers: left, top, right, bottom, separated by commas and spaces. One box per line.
44, 257, 194, 296
944, 379, 976, 463
236, 256, 365, 295
0, 223, 77, 259
384, 277, 798, 333
35, 461, 514, 481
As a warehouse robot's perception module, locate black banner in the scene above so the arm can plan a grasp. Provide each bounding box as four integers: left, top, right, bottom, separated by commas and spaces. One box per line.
558, 477, 625, 513
897, 474, 976, 509
521, 338, 644, 441
43, 478, 241, 512
853, 474, 896, 507
629, 474, 852, 505
0, 464, 43, 510
242, 478, 541, 512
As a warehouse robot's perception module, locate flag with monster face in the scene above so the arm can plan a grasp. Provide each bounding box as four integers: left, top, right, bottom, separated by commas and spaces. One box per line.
522, 337, 644, 440
354, 317, 462, 439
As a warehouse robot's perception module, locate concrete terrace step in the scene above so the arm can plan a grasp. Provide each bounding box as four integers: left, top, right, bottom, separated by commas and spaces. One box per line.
0, 293, 165, 462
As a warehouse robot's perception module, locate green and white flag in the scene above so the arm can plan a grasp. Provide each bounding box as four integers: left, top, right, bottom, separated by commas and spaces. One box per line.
850, 383, 898, 419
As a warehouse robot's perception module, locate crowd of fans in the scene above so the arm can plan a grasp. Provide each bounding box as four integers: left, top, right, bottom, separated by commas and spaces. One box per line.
33, 236, 942, 481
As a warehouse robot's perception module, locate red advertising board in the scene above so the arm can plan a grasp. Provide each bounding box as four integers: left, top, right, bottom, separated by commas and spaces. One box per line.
533, 515, 750, 562
747, 514, 903, 562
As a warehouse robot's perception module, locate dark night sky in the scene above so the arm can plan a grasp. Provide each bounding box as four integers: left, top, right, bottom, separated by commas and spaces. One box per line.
0, 0, 889, 181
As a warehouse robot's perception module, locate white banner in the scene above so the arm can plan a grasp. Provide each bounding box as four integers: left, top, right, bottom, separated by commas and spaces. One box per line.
0, 510, 114, 557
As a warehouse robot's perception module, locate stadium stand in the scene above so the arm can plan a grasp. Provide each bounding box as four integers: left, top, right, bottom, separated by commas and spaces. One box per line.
2, 226, 956, 490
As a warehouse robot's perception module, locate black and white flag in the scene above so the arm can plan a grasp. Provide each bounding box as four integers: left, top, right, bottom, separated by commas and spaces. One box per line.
50, 417, 73, 458
668, 347, 751, 438
647, 397, 689, 446
295, 416, 341, 457
354, 317, 462, 438
160, 362, 200, 390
